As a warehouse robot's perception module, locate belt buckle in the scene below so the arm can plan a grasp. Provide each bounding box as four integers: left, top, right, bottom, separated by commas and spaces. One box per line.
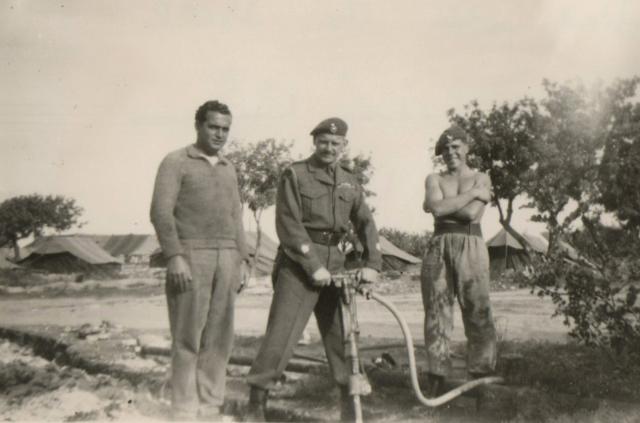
321, 231, 331, 244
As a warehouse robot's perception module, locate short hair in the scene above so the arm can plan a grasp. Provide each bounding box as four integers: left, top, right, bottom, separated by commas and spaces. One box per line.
195, 100, 232, 125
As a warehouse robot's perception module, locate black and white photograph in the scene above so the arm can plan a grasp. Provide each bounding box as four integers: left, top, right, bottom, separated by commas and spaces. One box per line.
1, 1, 639, 422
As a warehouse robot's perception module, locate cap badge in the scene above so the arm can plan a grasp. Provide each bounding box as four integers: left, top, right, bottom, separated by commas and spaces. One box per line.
329, 122, 338, 134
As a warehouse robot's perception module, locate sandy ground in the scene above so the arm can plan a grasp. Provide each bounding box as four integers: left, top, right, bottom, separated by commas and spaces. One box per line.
0, 339, 169, 422
0, 288, 570, 344
0, 286, 575, 422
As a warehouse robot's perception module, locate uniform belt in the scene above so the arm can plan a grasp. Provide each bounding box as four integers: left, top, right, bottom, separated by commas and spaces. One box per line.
306, 229, 345, 246
433, 222, 483, 237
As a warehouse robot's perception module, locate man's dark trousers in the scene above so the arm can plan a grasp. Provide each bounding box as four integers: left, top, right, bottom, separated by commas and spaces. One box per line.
247, 249, 349, 389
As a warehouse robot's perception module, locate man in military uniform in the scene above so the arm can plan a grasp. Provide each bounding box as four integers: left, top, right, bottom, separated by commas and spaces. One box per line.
246, 117, 382, 421
421, 125, 497, 396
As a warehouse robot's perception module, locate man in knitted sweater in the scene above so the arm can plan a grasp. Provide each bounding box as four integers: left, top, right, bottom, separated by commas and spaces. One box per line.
150, 100, 249, 420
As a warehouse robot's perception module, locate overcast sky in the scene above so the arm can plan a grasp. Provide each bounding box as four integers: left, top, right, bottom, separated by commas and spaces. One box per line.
2, 0, 639, 241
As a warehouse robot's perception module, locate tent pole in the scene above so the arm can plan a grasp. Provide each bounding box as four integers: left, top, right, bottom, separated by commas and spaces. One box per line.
504, 244, 508, 270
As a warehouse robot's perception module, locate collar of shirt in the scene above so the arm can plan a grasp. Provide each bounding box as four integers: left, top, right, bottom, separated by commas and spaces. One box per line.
187, 144, 228, 166
201, 153, 219, 167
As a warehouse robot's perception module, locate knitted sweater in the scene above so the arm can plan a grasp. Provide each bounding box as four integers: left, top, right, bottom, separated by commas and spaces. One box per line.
150, 144, 248, 260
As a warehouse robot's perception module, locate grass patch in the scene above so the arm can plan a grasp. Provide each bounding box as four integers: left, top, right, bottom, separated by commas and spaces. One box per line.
498, 340, 640, 403
544, 404, 640, 423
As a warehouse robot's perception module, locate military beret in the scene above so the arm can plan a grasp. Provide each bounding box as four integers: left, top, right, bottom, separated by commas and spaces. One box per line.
435, 124, 473, 156
310, 117, 348, 137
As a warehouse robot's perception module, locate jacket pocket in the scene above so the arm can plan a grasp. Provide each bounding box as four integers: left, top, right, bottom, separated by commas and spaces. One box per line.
336, 188, 356, 219
300, 187, 329, 222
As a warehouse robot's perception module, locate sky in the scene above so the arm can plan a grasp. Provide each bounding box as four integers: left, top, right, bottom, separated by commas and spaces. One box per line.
2, 0, 639, 242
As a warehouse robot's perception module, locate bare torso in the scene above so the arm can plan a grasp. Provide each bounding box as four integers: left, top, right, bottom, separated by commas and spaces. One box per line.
434, 169, 486, 224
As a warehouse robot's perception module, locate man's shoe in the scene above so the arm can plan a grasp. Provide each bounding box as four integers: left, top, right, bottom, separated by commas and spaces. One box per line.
171, 410, 198, 421
244, 387, 267, 422
198, 405, 222, 421
339, 385, 356, 422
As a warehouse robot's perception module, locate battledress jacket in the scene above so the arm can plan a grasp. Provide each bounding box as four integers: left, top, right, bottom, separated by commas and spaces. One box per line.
275, 155, 382, 277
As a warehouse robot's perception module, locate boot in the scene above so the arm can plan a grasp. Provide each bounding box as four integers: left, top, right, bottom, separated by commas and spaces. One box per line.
339, 385, 356, 422
426, 373, 444, 398
244, 387, 268, 422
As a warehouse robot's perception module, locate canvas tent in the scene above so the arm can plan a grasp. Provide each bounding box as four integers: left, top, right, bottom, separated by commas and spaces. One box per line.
89, 234, 159, 264
244, 231, 278, 277
346, 235, 422, 272
150, 231, 279, 277
486, 228, 546, 276
19, 235, 122, 275
77, 234, 159, 264
378, 236, 421, 270
150, 232, 421, 274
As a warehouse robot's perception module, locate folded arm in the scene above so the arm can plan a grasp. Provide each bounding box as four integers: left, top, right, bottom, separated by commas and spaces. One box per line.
423, 174, 476, 218
451, 173, 492, 221
423, 173, 491, 219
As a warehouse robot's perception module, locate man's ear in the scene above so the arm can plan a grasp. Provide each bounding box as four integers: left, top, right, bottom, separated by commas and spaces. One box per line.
343, 138, 349, 148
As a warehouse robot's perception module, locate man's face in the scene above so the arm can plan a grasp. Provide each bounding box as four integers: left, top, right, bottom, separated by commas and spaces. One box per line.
441, 139, 469, 170
195, 111, 232, 156
313, 133, 347, 165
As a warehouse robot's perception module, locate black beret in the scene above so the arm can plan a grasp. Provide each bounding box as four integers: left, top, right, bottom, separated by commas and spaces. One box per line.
435, 125, 472, 156
310, 117, 348, 137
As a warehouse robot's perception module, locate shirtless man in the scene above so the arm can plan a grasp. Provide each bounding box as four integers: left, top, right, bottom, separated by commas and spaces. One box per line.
421, 124, 497, 396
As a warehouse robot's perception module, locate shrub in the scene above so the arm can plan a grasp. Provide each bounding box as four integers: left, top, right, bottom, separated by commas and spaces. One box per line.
531, 255, 640, 355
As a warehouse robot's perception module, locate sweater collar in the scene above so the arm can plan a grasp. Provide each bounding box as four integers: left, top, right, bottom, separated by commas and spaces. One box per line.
187, 144, 229, 165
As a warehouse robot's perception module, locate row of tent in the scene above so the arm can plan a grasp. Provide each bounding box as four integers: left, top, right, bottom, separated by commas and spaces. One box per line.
3, 232, 423, 277
2, 227, 582, 277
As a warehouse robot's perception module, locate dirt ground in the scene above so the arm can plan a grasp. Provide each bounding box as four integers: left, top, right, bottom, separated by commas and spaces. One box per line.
0, 284, 570, 344
1, 276, 638, 422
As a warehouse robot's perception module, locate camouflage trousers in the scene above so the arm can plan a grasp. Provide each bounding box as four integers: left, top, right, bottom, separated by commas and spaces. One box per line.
420, 232, 497, 376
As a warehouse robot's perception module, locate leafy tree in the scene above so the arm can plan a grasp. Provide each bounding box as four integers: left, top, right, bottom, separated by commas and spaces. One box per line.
339, 153, 375, 198
530, 77, 640, 355
0, 194, 83, 260
525, 80, 605, 254
447, 98, 541, 250
226, 139, 293, 276
597, 77, 640, 231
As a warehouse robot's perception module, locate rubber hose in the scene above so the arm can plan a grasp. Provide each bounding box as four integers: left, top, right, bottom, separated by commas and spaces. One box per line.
362, 289, 504, 407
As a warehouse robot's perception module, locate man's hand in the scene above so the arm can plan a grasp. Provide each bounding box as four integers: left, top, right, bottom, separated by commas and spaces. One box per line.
167, 255, 192, 293
471, 175, 492, 203
311, 266, 331, 288
471, 185, 492, 203
359, 267, 379, 284
237, 259, 250, 294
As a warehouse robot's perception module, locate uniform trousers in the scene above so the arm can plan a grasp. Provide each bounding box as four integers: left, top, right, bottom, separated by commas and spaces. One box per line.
165, 246, 241, 418
247, 248, 349, 389
421, 232, 497, 376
